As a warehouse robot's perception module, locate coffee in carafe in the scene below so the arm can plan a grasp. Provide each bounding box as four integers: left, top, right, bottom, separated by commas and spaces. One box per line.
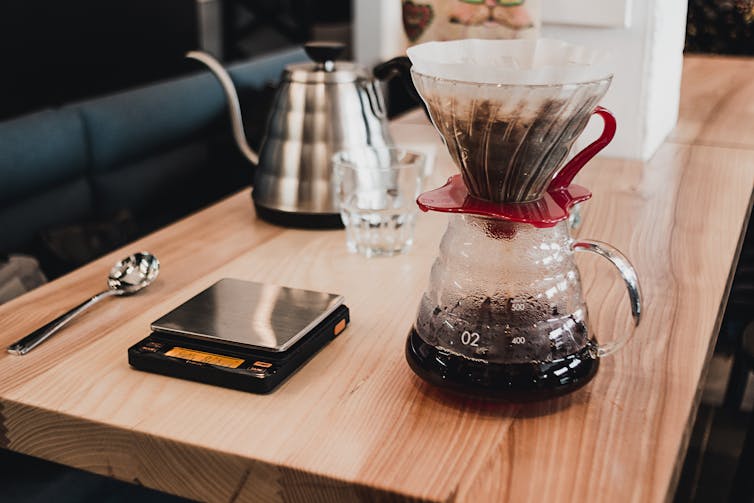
404, 39, 642, 401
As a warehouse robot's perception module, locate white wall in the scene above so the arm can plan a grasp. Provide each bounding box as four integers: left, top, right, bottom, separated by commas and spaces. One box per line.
353, 0, 688, 160
542, 1, 687, 159
353, 1, 407, 69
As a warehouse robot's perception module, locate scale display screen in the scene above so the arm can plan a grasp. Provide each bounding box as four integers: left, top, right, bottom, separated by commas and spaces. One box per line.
165, 347, 245, 368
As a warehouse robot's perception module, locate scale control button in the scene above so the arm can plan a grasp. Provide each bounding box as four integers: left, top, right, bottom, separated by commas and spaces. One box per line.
248, 363, 274, 378
141, 341, 164, 352
334, 318, 347, 336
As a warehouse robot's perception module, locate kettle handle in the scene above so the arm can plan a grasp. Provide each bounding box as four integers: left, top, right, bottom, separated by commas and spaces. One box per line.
373, 56, 430, 119
186, 51, 259, 166
573, 239, 642, 357
373, 56, 421, 103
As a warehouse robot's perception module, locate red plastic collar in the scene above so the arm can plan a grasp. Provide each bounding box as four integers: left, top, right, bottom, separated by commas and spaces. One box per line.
416, 174, 591, 228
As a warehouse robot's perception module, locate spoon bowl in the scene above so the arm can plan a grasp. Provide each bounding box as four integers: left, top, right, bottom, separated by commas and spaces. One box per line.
7, 251, 160, 355
108, 252, 160, 294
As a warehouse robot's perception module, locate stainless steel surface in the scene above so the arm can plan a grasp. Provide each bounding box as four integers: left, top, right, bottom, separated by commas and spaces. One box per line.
7, 252, 160, 356
188, 45, 393, 217
196, 0, 223, 60
284, 61, 367, 83
253, 71, 392, 214
574, 239, 642, 357
151, 278, 344, 352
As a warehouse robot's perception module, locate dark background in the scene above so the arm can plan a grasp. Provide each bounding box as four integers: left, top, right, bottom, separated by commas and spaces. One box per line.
0, 0, 199, 120
1, 0, 752, 121
0, 0, 352, 120
685, 0, 754, 55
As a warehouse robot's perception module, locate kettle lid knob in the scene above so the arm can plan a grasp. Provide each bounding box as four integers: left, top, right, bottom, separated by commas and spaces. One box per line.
304, 41, 345, 72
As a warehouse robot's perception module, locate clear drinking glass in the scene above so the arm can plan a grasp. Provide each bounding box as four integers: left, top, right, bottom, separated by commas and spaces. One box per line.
333, 147, 426, 257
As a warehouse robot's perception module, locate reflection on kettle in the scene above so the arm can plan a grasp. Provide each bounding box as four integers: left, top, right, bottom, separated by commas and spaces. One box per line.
188, 42, 394, 228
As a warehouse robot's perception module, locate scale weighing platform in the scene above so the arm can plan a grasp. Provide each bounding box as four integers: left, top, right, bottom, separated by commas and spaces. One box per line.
128, 279, 349, 394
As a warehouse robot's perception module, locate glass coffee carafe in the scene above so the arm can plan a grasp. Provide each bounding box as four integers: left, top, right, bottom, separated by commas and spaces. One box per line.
405, 39, 642, 401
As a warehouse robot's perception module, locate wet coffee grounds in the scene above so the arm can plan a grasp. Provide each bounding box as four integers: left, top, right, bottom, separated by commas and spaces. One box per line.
426, 96, 599, 203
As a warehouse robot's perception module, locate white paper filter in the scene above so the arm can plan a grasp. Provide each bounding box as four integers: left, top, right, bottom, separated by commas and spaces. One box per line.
407, 38, 612, 85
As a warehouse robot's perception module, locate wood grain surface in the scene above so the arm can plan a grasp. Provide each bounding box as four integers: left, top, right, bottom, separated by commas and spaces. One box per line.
671, 54, 754, 148
1, 55, 753, 502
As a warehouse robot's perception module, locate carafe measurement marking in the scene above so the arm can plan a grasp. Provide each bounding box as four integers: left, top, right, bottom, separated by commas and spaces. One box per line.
460, 331, 480, 346
460, 332, 526, 346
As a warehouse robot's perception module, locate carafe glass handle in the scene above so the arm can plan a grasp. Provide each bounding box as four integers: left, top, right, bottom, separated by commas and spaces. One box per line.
573, 239, 642, 357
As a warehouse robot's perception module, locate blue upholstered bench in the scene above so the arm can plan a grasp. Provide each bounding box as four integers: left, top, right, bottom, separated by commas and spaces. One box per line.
0, 47, 307, 278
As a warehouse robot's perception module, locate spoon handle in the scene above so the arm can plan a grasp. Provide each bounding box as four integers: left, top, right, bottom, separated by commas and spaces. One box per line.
7, 289, 119, 355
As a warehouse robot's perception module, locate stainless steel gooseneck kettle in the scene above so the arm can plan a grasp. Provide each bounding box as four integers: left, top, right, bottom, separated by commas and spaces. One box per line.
188, 42, 394, 228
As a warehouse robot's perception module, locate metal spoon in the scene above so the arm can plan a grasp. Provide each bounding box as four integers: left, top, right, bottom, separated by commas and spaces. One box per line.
7, 252, 160, 356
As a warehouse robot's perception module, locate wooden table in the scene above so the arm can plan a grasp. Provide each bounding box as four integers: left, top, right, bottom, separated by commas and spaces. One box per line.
1, 55, 753, 502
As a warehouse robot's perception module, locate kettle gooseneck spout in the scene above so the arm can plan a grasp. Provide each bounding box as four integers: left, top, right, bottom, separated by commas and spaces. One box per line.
186, 51, 259, 166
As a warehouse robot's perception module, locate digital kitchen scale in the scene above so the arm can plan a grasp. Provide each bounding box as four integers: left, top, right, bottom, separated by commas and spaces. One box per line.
128, 278, 349, 393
